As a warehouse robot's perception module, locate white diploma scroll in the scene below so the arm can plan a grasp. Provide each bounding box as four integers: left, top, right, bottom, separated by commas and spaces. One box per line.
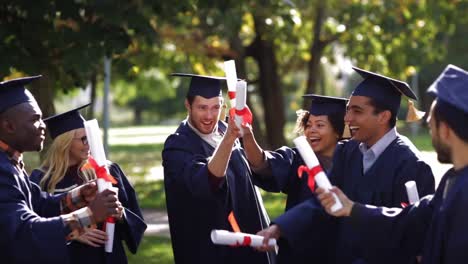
84, 119, 115, 253
234, 80, 247, 135
293, 136, 343, 212
224, 60, 237, 108
405, 181, 419, 204
84, 119, 107, 167
211, 230, 276, 247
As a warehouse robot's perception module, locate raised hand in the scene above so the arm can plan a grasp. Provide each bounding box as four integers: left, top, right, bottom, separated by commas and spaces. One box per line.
316, 186, 354, 217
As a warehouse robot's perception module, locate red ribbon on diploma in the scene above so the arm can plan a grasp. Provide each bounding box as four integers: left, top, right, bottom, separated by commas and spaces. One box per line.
234, 236, 252, 247
229, 106, 253, 126
81, 156, 117, 184
228, 91, 236, 100
297, 165, 323, 192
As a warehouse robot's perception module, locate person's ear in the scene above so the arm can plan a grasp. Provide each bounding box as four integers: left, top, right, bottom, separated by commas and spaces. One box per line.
438, 121, 452, 143
377, 110, 391, 125
1, 118, 16, 134
184, 99, 191, 113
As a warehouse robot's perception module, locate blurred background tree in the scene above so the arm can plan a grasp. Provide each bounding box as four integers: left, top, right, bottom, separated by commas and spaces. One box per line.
1, 0, 466, 148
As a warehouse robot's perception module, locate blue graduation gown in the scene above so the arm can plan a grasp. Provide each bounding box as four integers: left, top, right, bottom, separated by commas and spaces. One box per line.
0, 151, 70, 263
351, 166, 468, 264
252, 146, 336, 264
162, 120, 274, 264
30, 162, 147, 264
274, 136, 435, 264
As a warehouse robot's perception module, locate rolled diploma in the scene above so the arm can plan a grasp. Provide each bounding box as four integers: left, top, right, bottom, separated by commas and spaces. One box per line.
85, 119, 115, 253
405, 181, 419, 204
84, 119, 107, 167
211, 230, 276, 247
293, 136, 343, 212
234, 80, 247, 135
224, 60, 237, 107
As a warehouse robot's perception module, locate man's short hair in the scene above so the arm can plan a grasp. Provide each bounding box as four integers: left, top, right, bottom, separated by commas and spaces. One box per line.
434, 99, 468, 143
368, 97, 397, 128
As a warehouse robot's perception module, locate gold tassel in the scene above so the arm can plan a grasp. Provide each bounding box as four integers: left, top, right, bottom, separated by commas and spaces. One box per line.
406, 100, 426, 122
342, 123, 352, 139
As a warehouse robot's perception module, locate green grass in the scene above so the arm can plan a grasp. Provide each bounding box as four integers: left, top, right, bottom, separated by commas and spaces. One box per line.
128, 236, 173, 264
261, 190, 287, 220
109, 143, 164, 180
135, 180, 166, 210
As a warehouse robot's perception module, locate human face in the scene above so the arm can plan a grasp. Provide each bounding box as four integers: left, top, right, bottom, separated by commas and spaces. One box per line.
13, 101, 46, 152
304, 114, 339, 158
344, 96, 383, 146
69, 128, 90, 165
427, 100, 452, 164
186, 96, 223, 134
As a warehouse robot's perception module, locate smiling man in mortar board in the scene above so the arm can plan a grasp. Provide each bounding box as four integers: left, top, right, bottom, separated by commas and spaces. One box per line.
162, 73, 275, 264
257, 66, 435, 264
317, 64, 468, 264
0, 76, 121, 263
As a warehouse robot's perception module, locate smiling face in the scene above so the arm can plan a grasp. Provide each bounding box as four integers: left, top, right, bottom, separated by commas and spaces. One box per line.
344, 95, 389, 146
186, 96, 223, 134
69, 128, 90, 165
304, 114, 339, 158
5, 101, 46, 152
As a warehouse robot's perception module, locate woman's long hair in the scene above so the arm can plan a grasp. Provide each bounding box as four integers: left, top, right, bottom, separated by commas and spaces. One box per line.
39, 129, 95, 193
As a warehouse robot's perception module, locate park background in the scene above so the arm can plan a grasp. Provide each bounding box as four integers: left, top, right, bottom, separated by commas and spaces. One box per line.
2, 1, 467, 263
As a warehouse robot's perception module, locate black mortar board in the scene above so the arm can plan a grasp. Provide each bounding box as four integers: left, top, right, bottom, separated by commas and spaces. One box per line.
351, 66, 417, 114
171, 73, 226, 98
0, 75, 42, 113
427, 64, 468, 114
43, 103, 91, 139
302, 94, 348, 116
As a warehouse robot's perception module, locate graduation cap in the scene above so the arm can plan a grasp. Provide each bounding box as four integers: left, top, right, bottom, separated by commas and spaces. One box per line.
171, 73, 225, 98
303, 94, 348, 116
0, 75, 42, 113
427, 64, 468, 114
351, 66, 417, 115
44, 103, 91, 139
302, 94, 350, 138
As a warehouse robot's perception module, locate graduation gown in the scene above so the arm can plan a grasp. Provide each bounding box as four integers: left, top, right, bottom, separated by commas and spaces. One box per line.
162, 120, 274, 264
252, 146, 336, 264
351, 166, 468, 264
274, 136, 435, 264
30, 162, 147, 264
0, 151, 70, 264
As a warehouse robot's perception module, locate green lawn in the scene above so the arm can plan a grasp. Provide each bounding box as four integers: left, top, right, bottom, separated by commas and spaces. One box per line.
127, 236, 173, 264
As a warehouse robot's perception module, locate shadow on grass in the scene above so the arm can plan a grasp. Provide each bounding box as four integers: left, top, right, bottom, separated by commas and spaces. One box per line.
128, 236, 173, 264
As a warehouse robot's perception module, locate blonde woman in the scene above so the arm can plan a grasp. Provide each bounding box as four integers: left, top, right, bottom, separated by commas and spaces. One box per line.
30, 105, 146, 264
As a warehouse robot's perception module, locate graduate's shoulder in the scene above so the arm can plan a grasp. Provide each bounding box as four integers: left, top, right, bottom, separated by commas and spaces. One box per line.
163, 120, 194, 148
29, 168, 46, 184
334, 138, 360, 155
391, 134, 424, 159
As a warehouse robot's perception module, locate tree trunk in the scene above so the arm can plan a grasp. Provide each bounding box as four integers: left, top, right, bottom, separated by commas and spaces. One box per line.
88, 71, 97, 120
246, 18, 286, 149
134, 108, 143, 125
303, 1, 327, 109
228, 35, 267, 147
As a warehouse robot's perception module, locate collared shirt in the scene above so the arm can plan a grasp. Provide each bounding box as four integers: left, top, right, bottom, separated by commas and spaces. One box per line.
187, 117, 223, 148
359, 127, 397, 174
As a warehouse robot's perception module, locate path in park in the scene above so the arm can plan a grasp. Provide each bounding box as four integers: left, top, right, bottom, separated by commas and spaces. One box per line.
142, 150, 451, 237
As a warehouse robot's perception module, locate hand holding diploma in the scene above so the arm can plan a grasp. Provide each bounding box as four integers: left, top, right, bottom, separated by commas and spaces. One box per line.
84, 119, 118, 253
316, 186, 354, 217
211, 230, 276, 248
293, 136, 343, 212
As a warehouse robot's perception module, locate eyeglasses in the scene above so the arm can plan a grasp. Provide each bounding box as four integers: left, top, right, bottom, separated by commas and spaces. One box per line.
73, 136, 88, 145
